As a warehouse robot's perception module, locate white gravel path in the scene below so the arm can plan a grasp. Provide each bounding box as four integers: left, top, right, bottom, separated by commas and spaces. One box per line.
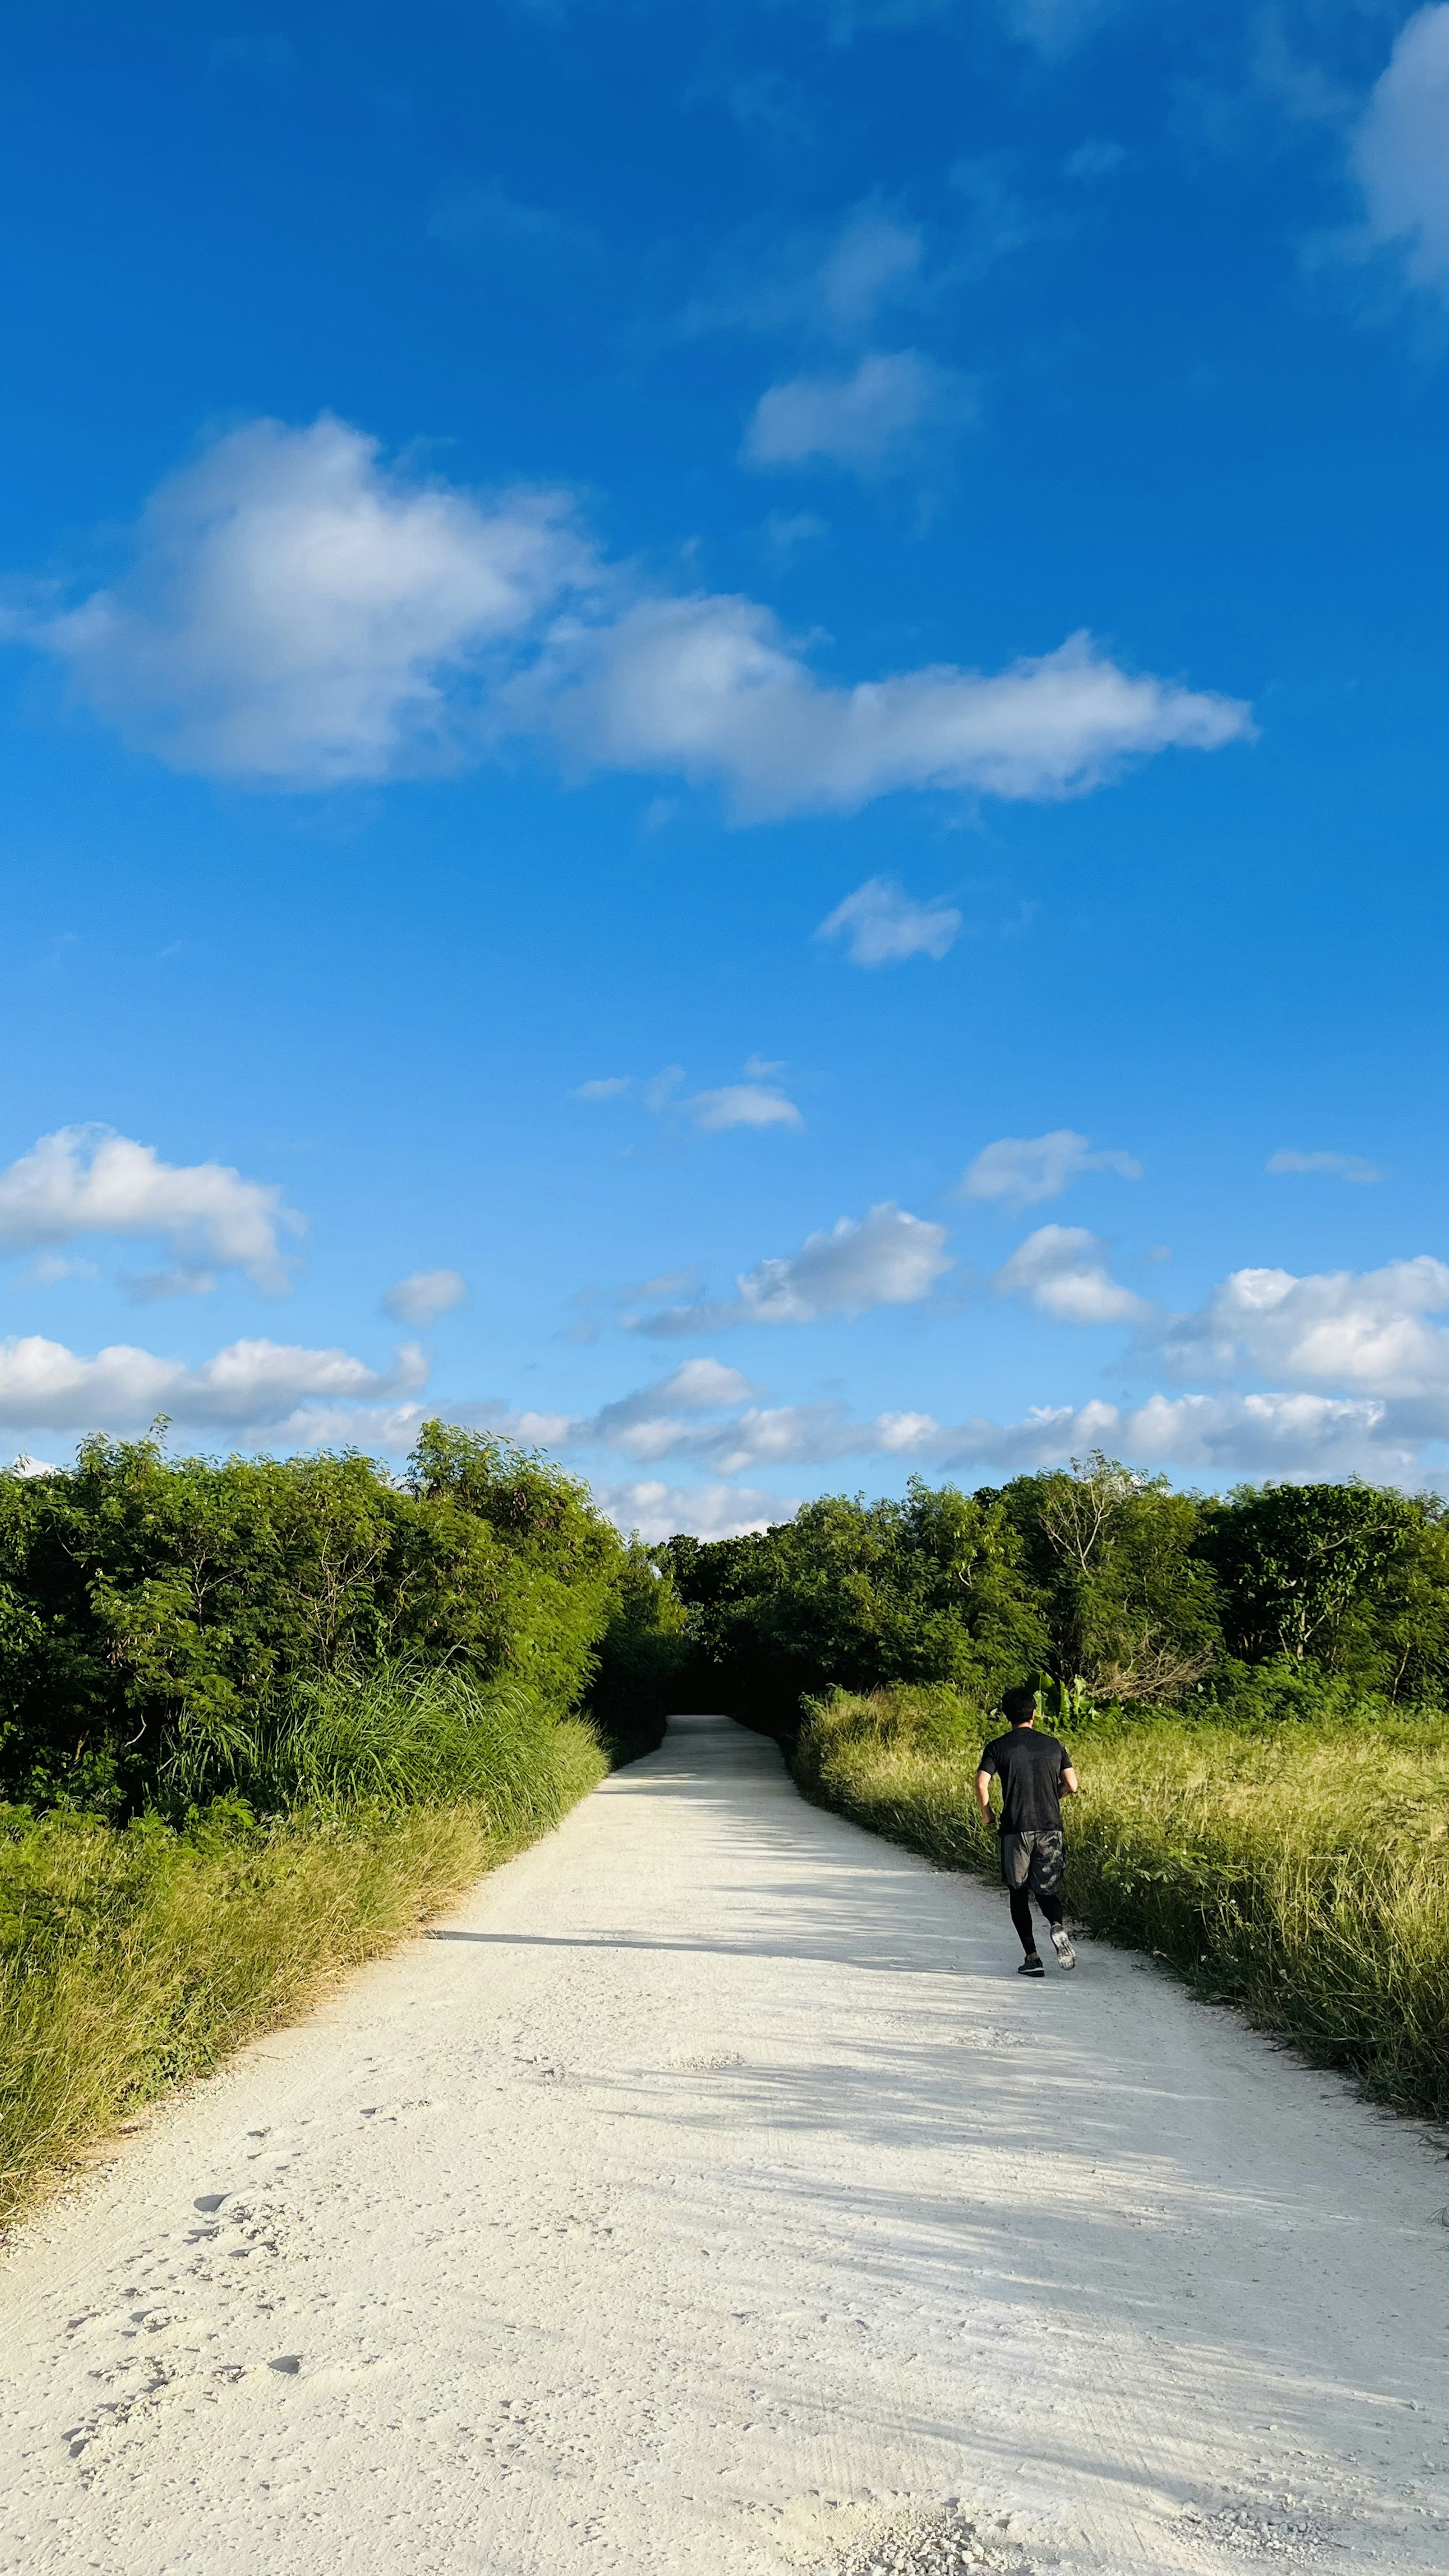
2, 1714, 1446, 2576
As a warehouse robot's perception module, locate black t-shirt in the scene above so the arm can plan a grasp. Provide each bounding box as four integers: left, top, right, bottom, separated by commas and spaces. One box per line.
978, 1727, 1071, 1834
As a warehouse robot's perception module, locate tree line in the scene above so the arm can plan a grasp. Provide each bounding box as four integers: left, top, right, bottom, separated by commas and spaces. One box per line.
649, 1456, 1449, 1727
0, 1423, 649, 1815
3, 1435, 1444, 1819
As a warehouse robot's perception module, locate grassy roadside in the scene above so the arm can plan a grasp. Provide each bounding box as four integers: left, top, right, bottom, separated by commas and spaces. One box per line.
0, 1704, 606, 2225
795, 1687, 1449, 2121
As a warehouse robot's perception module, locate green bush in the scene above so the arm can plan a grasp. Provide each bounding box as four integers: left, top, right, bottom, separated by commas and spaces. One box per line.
0, 1421, 627, 1815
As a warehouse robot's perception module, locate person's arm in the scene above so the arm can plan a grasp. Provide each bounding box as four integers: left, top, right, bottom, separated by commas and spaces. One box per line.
1060, 1762, 1080, 1796
975, 1767, 996, 1821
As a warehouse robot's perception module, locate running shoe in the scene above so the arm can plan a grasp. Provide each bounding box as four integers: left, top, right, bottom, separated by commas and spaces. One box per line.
1017, 1953, 1046, 1978
1050, 1926, 1077, 1970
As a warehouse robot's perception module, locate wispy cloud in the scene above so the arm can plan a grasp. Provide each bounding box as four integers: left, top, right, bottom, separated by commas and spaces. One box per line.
1349, 4, 1449, 307
957, 1128, 1142, 1210
743, 350, 975, 479
816, 876, 961, 966
686, 1085, 802, 1133
0, 1125, 303, 1292
381, 1268, 468, 1326
529, 606, 1251, 822
574, 1065, 803, 1132
628, 1201, 951, 1336
1266, 1147, 1383, 1185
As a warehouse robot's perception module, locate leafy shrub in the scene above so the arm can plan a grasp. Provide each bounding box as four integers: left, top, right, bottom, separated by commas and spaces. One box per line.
0, 1422, 627, 1816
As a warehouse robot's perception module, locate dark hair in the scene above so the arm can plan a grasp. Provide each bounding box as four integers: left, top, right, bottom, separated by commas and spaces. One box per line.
1001, 1682, 1038, 1725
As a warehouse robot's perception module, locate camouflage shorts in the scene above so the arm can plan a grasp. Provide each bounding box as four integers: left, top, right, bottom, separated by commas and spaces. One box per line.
999, 1829, 1065, 1897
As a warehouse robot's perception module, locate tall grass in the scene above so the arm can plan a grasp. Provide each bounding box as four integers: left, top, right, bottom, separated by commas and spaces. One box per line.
796, 1686, 1449, 2119
0, 1671, 607, 2222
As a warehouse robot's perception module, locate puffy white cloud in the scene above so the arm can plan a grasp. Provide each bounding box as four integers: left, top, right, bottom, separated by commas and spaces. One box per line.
533, 607, 1251, 823
995, 1224, 1152, 1325
816, 876, 961, 966
381, 1268, 468, 1326
0, 1332, 425, 1434
1266, 1147, 1383, 1185
957, 1127, 1143, 1210
1163, 1255, 1449, 1400
0, 1126, 302, 1290
23, 416, 595, 786
631, 1202, 952, 1336
743, 351, 974, 477
11, 415, 1253, 817
686, 1084, 803, 1133
1351, 5, 1449, 303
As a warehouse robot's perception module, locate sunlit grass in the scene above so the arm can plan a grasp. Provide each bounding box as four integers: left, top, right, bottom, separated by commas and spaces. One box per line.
0, 1677, 606, 2222
795, 1688, 1449, 2118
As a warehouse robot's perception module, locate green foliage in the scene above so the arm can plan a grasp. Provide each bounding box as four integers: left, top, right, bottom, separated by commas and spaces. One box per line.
663, 1480, 1048, 1729
0, 1422, 627, 1815
665, 1456, 1449, 1720
795, 1684, 1449, 2119
994, 1453, 1223, 1701
1198, 1480, 1422, 1664
580, 1541, 689, 1762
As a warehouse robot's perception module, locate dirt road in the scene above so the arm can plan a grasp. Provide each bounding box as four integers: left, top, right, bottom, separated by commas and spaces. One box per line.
2, 1715, 1445, 2576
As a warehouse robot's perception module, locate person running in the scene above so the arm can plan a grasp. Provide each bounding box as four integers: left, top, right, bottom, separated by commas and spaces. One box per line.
976, 1683, 1079, 1976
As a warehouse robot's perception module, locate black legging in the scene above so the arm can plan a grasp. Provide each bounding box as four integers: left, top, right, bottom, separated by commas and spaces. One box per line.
1010, 1886, 1063, 1951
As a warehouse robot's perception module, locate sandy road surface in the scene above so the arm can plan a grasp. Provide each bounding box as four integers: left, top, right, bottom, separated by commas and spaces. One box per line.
2, 1715, 1447, 2576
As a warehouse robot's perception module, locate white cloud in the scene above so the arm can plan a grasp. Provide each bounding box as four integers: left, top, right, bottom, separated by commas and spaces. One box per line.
381, 1267, 468, 1326
685, 201, 924, 345
999, 0, 1119, 58
0, 1333, 425, 1434
589, 1359, 760, 1459
558, 1368, 1438, 1491
631, 1201, 952, 1337
1266, 1147, 1383, 1185
686, 1084, 803, 1133
22, 416, 596, 785
591, 1479, 792, 1544
574, 1066, 802, 1132
531, 608, 1252, 823
957, 1127, 1143, 1210
1351, 5, 1449, 303
10, 415, 1254, 817
1163, 1255, 1449, 1400
0, 1126, 302, 1290
816, 876, 961, 966
995, 1224, 1152, 1325
743, 351, 974, 477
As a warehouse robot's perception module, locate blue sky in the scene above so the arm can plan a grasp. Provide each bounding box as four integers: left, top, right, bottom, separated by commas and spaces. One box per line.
0, 0, 1444, 1532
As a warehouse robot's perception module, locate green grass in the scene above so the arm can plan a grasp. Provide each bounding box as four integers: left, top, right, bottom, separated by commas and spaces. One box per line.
795, 1686, 1449, 2119
0, 1672, 607, 2223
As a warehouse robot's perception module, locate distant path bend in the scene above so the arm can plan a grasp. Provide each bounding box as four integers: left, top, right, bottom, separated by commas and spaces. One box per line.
1, 1714, 1445, 2576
